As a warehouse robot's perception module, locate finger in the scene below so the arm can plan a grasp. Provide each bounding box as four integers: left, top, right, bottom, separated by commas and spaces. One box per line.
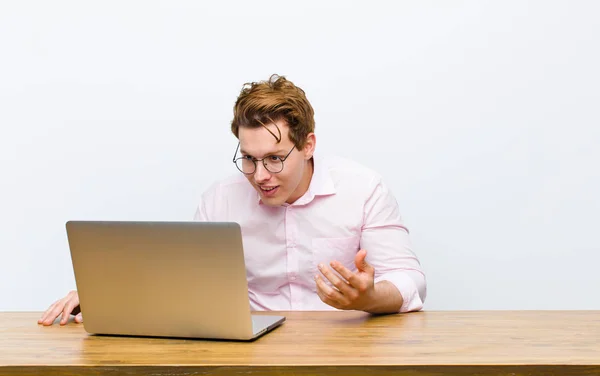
38, 305, 53, 324
38, 299, 59, 324
40, 302, 64, 326
315, 274, 348, 307
314, 278, 331, 306
318, 263, 353, 296
354, 249, 375, 275
43, 307, 63, 326
74, 312, 83, 323
331, 261, 360, 288
315, 275, 340, 308
60, 300, 78, 325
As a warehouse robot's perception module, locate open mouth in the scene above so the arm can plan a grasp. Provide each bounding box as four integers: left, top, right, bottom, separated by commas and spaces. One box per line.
259, 185, 279, 197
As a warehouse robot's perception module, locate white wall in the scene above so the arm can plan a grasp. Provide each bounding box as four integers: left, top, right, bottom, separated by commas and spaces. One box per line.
1, 1, 599, 311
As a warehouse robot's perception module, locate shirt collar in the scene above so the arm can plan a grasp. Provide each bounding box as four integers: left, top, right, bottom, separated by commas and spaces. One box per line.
306, 153, 336, 197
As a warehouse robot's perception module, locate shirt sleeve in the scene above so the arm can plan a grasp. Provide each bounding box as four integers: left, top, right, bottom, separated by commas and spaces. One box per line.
361, 177, 427, 312
193, 198, 209, 221
193, 182, 220, 221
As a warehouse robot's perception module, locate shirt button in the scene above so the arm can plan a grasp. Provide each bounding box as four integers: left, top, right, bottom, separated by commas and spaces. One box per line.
290, 274, 297, 281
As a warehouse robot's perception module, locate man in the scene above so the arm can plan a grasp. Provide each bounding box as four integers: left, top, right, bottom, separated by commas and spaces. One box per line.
38, 74, 426, 326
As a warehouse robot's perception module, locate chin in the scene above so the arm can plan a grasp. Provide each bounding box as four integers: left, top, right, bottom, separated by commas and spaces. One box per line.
260, 196, 287, 207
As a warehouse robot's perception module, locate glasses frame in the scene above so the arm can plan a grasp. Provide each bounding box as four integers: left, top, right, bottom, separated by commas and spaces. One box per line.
232, 143, 295, 175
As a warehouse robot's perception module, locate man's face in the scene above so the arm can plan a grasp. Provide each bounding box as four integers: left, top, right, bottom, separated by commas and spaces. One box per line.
238, 120, 314, 206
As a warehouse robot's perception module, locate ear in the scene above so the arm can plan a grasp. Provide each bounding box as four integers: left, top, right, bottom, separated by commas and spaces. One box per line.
303, 133, 316, 160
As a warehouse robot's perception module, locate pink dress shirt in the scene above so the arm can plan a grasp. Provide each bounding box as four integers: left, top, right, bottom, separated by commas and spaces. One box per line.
194, 154, 426, 312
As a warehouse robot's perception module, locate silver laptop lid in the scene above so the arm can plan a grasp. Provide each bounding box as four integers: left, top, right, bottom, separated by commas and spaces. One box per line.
66, 221, 256, 340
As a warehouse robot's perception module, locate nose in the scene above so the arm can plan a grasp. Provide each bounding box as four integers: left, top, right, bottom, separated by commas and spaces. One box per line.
253, 161, 272, 183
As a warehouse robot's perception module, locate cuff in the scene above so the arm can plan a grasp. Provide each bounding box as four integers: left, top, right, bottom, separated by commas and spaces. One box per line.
375, 272, 424, 313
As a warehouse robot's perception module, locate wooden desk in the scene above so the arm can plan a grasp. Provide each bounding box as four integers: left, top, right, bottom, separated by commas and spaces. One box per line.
1, 311, 599, 375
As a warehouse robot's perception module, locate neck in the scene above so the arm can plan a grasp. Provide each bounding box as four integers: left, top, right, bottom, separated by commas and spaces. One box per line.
286, 158, 314, 204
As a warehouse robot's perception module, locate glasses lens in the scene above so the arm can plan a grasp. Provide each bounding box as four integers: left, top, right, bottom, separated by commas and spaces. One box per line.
264, 157, 284, 173
236, 159, 256, 174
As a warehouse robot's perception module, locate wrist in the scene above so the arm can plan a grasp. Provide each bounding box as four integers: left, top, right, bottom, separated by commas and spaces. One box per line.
360, 283, 382, 313
362, 281, 403, 314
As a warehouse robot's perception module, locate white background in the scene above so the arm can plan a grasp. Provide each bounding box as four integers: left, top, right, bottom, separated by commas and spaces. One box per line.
1, 1, 598, 311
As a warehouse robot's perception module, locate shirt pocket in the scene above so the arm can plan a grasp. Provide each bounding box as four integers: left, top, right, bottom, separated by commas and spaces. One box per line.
311, 236, 361, 289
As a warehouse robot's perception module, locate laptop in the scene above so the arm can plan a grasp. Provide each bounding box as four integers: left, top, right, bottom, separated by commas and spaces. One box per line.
65, 220, 285, 341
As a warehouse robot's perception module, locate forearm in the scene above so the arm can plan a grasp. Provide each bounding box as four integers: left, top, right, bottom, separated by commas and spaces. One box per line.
362, 280, 404, 314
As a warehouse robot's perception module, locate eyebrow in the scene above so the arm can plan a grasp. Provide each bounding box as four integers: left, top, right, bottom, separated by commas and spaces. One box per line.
240, 148, 287, 156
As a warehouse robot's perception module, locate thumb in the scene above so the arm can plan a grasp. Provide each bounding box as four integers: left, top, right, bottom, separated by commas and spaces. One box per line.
355, 249, 374, 274
74, 313, 83, 323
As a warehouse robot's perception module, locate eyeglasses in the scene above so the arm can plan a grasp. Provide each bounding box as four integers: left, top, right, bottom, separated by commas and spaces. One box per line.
232, 143, 295, 175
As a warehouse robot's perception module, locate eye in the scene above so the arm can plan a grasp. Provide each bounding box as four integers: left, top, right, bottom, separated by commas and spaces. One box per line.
242, 155, 254, 161
269, 155, 281, 162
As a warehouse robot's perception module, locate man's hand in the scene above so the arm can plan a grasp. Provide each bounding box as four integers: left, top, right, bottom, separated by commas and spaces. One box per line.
38, 290, 83, 326
315, 249, 378, 312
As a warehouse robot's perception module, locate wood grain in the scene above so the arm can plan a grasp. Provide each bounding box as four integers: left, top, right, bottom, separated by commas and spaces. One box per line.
1, 311, 599, 375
